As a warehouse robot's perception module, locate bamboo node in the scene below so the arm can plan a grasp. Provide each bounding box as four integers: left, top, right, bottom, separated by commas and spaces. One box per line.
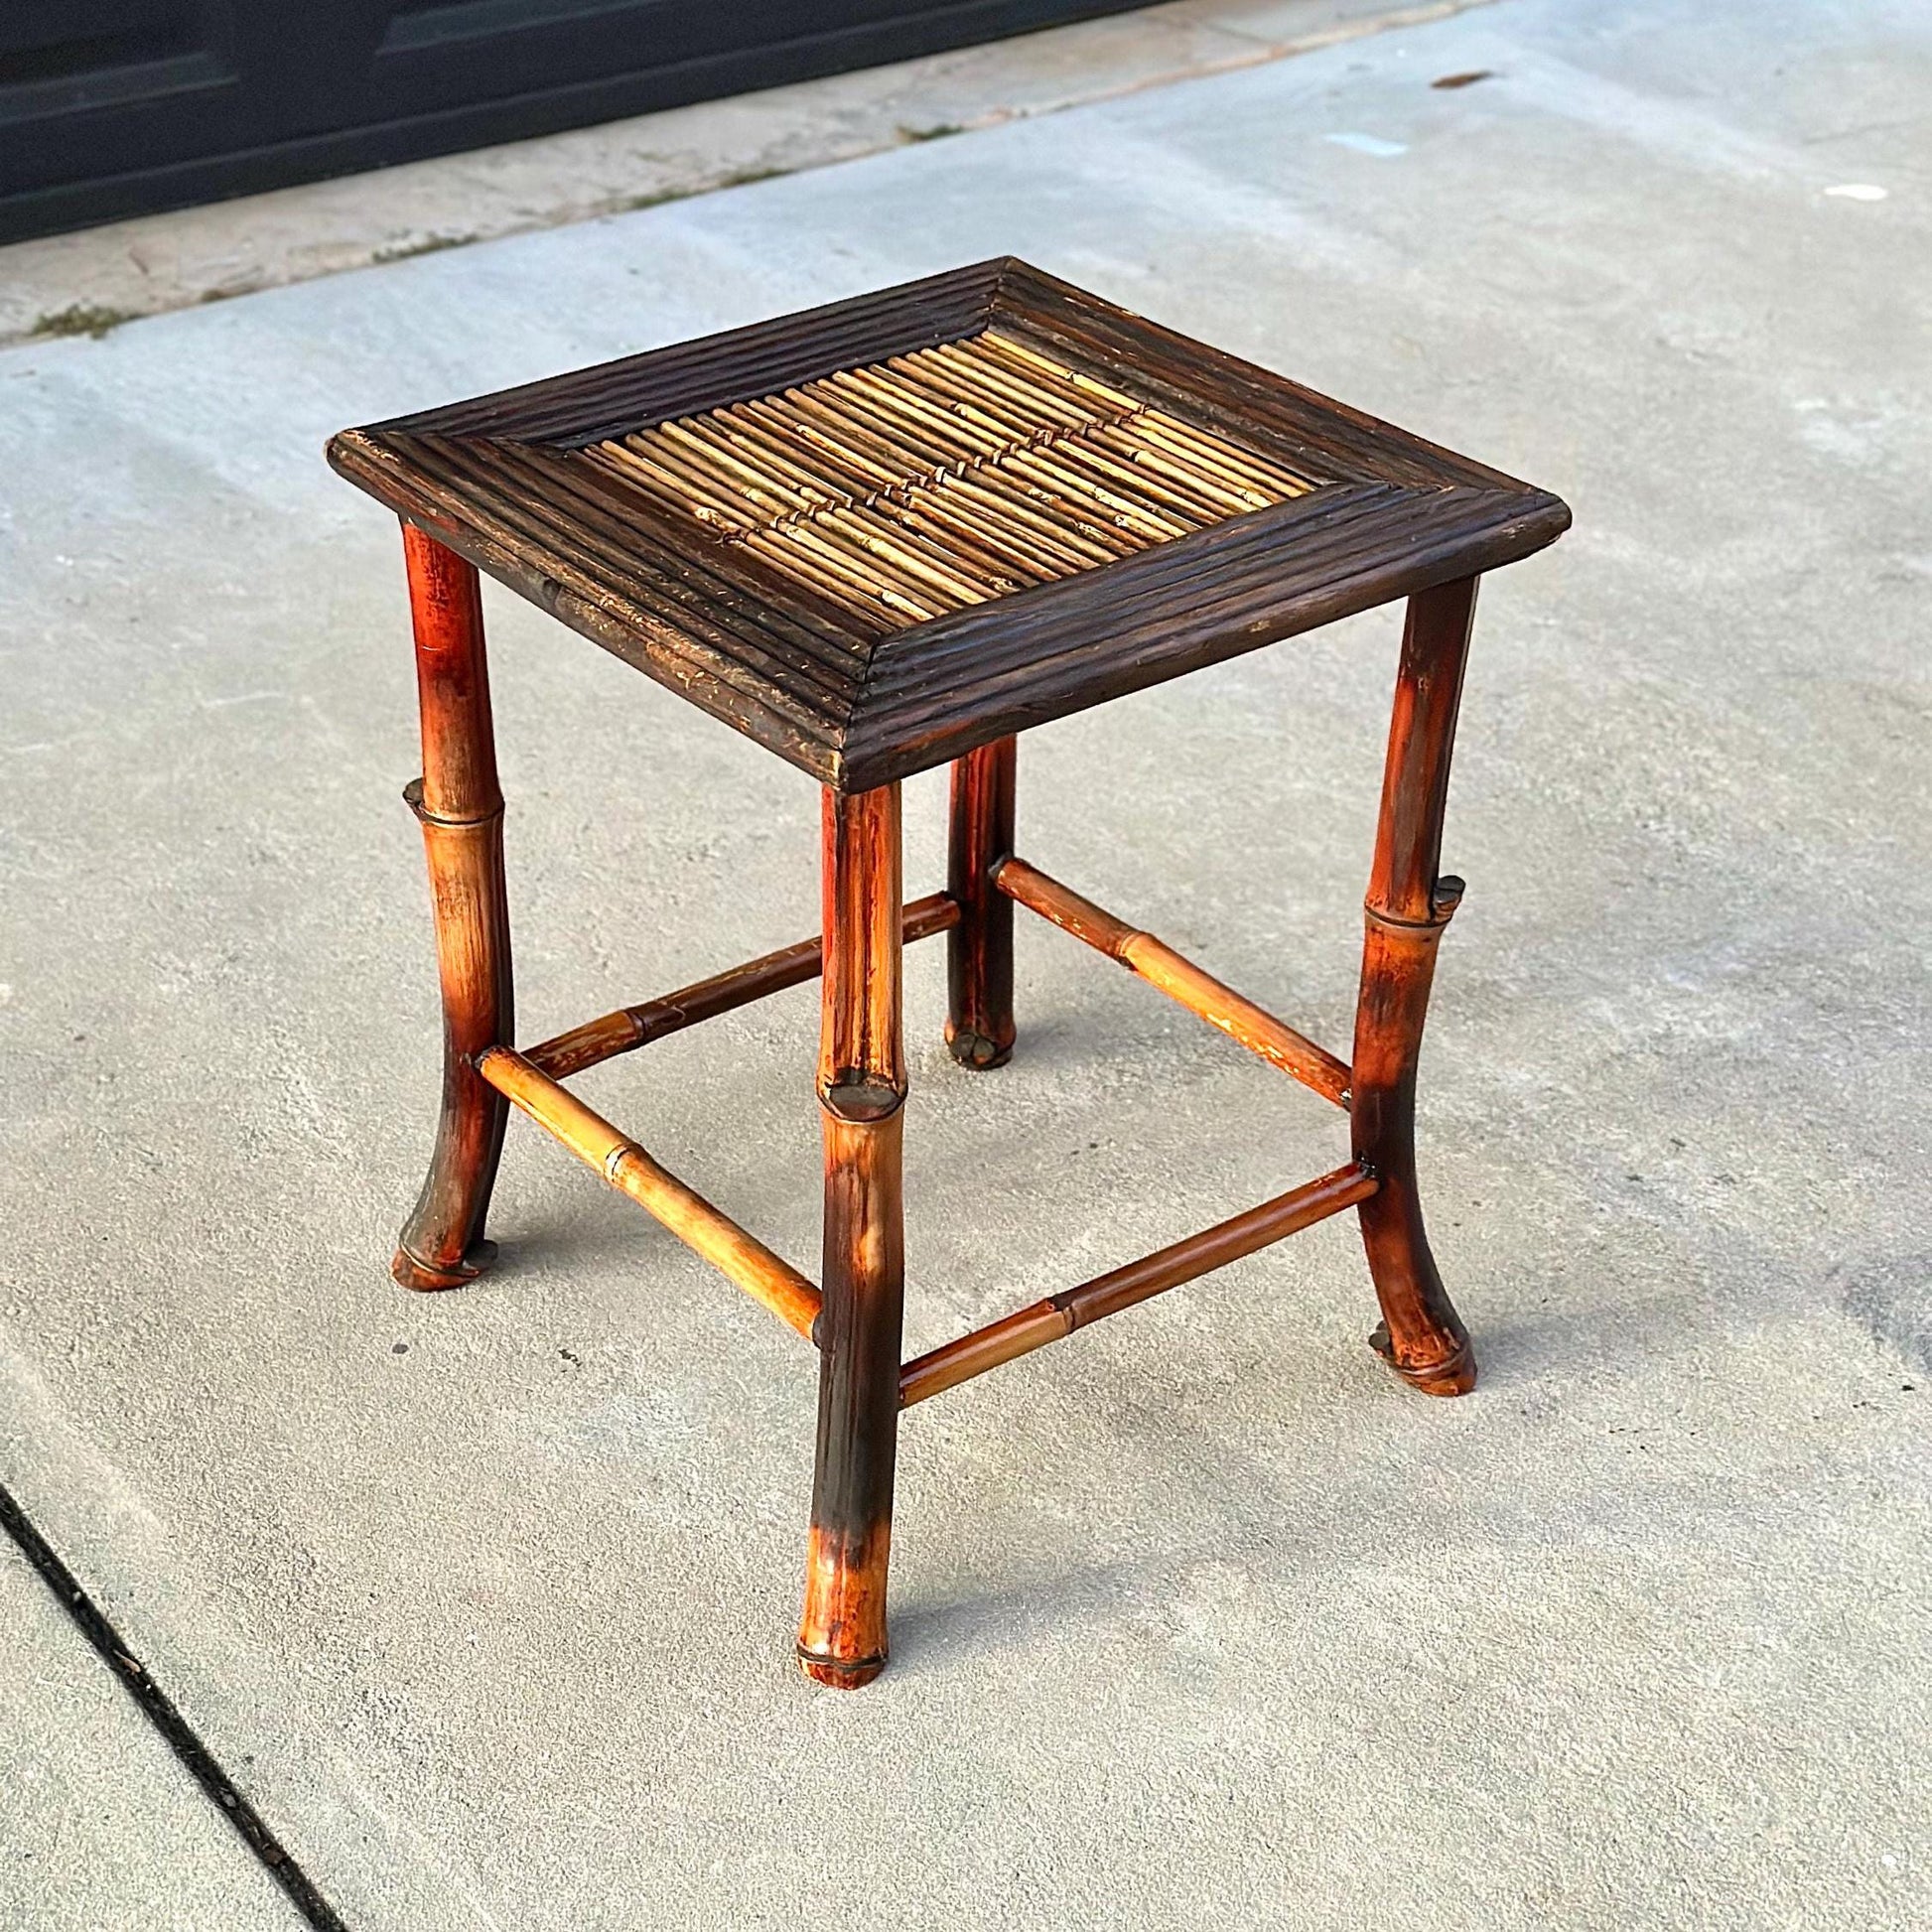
819, 1073, 905, 1123
402, 776, 502, 828
1364, 883, 1463, 936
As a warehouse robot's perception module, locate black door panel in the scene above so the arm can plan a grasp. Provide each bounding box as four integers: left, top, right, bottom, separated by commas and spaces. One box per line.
0, 2, 1146, 243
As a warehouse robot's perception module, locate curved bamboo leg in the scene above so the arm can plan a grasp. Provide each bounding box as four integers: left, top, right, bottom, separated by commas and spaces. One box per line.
392, 524, 513, 1293
946, 736, 1017, 1068
1351, 577, 1478, 1395
799, 784, 905, 1687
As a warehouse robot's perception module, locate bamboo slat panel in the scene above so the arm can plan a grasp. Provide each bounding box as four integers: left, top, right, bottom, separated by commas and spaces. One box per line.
586, 331, 1318, 624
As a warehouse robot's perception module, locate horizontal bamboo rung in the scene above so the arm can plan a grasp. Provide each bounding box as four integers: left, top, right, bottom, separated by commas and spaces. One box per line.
525, 891, 960, 1080
898, 1161, 1379, 1407
475, 1046, 822, 1340
994, 858, 1352, 1105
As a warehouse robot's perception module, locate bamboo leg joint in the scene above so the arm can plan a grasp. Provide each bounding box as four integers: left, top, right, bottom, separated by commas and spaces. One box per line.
1364, 874, 1465, 934
819, 1076, 905, 1124
403, 776, 503, 830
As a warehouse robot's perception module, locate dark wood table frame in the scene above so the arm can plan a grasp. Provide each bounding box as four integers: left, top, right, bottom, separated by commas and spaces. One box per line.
335, 260, 1568, 1687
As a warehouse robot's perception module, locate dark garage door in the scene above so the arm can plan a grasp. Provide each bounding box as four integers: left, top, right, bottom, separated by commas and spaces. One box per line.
0, 2, 1146, 244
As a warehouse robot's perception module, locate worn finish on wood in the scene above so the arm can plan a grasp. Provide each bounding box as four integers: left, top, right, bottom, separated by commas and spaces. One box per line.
476, 1045, 821, 1338
392, 526, 513, 1293
345, 265, 1570, 1687
1352, 578, 1480, 1396
899, 1162, 1379, 1408
525, 890, 958, 1081
799, 784, 906, 1688
946, 736, 1018, 1069
329, 258, 1570, 790
996, 856, 1352, 1104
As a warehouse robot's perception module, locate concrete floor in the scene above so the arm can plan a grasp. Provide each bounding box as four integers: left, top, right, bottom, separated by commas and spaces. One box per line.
0, 0, 1486, 346
0, 1544, 296, 1927
2, 0, 1928, 1926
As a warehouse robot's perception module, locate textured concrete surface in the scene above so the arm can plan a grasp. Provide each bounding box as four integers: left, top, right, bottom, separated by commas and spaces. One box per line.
0, 0, 1488, 346
0, 1544, 298, 1928
1, 0, 1928, 1926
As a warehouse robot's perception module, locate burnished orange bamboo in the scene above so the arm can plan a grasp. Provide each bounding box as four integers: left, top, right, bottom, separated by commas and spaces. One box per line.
899, 1161, 1379, 1407
946, 737, 1018, 1069
1353, 577, 1480, 1396
994, 857, 1352, 1105
799, 783, 905, 1689
392, 524, 513, 1293
525, 891, 959, 1080
474, 1045, 821, 1339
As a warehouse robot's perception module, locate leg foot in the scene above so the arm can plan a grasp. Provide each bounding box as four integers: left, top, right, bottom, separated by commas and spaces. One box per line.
1369, 1319, 1476, 1396
795, 1645, 885, 1692
392, 1238, 497, 1294
796, 1521, 892, 1688
798, 1652, 888, 1690
945, 1027, 1010, 1070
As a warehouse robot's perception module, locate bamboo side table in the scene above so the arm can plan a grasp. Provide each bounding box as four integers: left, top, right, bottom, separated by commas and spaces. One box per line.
329, 259, 1569, 1687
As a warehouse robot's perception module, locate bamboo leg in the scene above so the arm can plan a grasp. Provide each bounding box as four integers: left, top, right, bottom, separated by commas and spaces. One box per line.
946, 736, 1017, 1068
1352, 576, 1478, 1395
798, 784, 905, 1687
392, 524, 513, 1293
